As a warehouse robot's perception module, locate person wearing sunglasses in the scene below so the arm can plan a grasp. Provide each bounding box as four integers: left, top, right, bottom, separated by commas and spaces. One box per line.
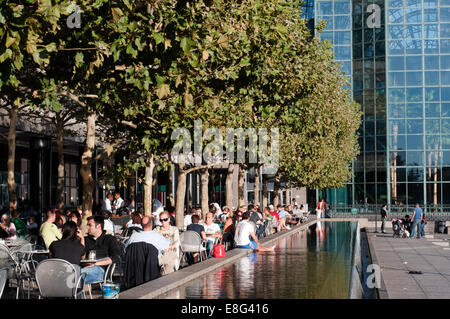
154, 211, 181, 275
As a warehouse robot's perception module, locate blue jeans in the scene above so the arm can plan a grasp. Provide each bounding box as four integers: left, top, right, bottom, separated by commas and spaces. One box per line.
410, 219, 422, 238
420, 222, 426, 237
236, 240, 258, 250
206, 240, 215, 258
81, 265, 105, 284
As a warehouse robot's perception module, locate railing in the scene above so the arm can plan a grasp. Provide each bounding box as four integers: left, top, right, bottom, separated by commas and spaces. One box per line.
328, 204, 450, 221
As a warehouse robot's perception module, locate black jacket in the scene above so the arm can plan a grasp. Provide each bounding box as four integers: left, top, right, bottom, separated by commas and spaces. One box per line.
84, 231, 122, 267
124, 242, 161, 289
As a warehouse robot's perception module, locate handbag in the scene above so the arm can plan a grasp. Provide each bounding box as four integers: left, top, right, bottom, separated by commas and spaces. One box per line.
212, 238, 226, 258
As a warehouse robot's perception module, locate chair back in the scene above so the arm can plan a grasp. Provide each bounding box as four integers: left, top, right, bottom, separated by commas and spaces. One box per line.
0, 268, 7, 298
35, 259, 82, 298
104, 263, 116, 284
180, 231, 203, 253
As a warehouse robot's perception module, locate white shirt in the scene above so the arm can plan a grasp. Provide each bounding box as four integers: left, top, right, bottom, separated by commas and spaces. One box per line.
201, 222, 221, 242
125, 230, 170, 257
104, 218, 115, 234
184, 214, 193, 229
235, 220, 254, 246
114, 197, 124, 209
102, 198, 112, 212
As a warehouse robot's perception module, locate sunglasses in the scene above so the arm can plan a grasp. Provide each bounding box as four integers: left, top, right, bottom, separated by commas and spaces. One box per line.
160, 218, 169, 222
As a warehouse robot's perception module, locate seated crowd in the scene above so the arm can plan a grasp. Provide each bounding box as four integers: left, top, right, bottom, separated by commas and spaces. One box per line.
2, 200, 309, 296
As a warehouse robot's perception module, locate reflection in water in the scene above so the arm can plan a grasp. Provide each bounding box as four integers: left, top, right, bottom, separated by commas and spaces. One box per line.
158, 222, 356, 299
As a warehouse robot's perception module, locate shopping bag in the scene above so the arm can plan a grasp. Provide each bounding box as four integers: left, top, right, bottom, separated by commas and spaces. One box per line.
212, 243, 225, 258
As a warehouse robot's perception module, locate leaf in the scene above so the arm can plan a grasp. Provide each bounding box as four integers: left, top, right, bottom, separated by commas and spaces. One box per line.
105, 144, 114, 156
5, 33, 16, 48
184, 93, 193, 107
156, 84, 170, 99
111, 7, 123, 24
202, 50, 209, 61
153, 33, 164, 45
180, 37, 193, 53
75, 52, 84, 67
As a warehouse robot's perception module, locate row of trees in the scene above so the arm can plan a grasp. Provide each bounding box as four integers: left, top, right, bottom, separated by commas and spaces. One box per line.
0, 0, 361, 233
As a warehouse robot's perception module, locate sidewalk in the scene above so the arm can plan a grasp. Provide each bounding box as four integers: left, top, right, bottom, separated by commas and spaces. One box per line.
367, 229, 450, 299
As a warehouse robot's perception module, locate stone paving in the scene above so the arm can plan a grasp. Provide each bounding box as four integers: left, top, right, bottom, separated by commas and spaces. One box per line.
367, 229, 450, 299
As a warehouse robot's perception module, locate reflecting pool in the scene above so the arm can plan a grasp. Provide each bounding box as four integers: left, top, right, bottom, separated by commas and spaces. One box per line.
157, 221, 358, 299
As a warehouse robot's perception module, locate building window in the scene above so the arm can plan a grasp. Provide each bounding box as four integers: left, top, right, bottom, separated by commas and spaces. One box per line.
64, 163, 79, 207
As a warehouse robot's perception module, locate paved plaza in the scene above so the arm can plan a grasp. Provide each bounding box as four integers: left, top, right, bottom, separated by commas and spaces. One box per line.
368, 230, 450, 299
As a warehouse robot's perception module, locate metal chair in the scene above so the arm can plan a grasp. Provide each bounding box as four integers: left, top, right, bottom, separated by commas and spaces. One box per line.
0, 268, 7, 298
86, 263, 116, 299
0, 243, 22, 298
180, 231, 207, 264
35, 259, 86, 299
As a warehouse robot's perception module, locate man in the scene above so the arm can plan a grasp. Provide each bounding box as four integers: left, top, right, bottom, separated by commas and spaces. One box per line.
380, 204, 388, 234
235, 212, 274, 252
186, 214, 207, 264
201, 212, 221, 258
82, 216, 122, 284
125, 216, 170, 258
277, 205, 290, 230
102, 193, 114, 213
409, 203, 423, 239
39, 210, 62, 249
184, 208, 197, 230
248, 204, 265, 239
112, 192, 124, 215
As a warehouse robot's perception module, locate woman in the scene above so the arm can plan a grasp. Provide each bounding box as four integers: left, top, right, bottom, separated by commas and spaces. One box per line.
49, 221, 86, 266
1, 214, 16, 240
154, 211, 180, 275
54, 210, 65, 229
316, 198, 326, 219
69, 211, 82, 229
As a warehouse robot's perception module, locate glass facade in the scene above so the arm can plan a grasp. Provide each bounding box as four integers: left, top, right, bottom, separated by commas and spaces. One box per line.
308, 0, 450, 212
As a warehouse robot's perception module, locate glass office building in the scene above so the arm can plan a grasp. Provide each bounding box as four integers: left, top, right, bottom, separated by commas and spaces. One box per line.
302, 0, 450, 212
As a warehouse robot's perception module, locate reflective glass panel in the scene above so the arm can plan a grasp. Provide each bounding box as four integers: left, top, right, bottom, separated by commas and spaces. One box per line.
389, 40, 405, 54
388, 72, 405, 86
441, 8, 450, 22
334, 31, 351, 44
389, 9, 404, 24
388, 0, 403, 7
425, 71, 439, 85
407, 135, 424, 149
442, 103, 450, 116
389, 56, 405, 70
389, 119, 406, 134
441, 40, 450, 53
425, 40, 439, 54
440, 24, 450, 38
406, 103, 423, 118
408, 184, 424, 205
407, 119, 423, 134
407, 168, 424, 182
426, 103, 440, 117
405, 25, 422, 39
391, 135, 406, 150
389, 103, 405, 118
405, 9, 422, 23
406, 40, 422, 54
335, 16, 351, 29
406, 72, 423, 86
425, 87, 440, 102
406, 56, 422, 70
443, 53, 450, 70
406, 87, 423, 102
441, 71, 450, 84
318, 1, 333, 15
426, 119, 441, 134
424, 24, 438, 39
425, 55, 439, 69
424, 9, 438, 22
334, 1, 350, 14
389, 88, 405, 102
407, 151, 424, 165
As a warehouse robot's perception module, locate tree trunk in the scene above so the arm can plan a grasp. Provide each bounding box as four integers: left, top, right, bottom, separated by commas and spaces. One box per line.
56, 114, 65, 211
168, 164, 175, 207
144, 153, 155, 217
262, 174, 268, 208
200, 168, 209, 220
225, 163, 234, 209
273, 177, 280, 207
175, 162, 187, 229
254, 166, 260, 206
7, 105, 18, 212
238, 165, 246, 207
80, 112, 96, 236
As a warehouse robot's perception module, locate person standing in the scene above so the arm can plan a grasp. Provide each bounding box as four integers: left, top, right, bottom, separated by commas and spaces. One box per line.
316, 198, 326, 219
102, 193, 114, 213
409, 203, 423, 239
380, 204, 388, 234
112, 191, 124, 215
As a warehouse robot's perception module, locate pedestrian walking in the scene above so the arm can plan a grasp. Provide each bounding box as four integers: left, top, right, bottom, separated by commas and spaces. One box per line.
380, 204, 388, 233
